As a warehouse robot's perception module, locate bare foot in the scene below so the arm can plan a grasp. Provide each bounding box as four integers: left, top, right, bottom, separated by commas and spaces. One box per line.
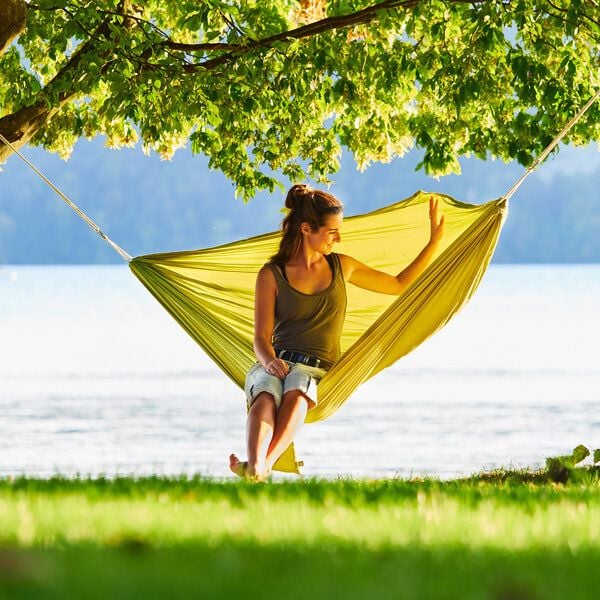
229, 454, 271, 482
229, 454, 247, 478
246, 462, 272, 482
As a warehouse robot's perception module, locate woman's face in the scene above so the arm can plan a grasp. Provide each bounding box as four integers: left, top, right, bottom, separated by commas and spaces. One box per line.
304, 212, 343, 254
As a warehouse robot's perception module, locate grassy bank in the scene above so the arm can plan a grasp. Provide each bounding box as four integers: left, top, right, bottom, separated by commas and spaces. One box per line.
0, 469, 599, 599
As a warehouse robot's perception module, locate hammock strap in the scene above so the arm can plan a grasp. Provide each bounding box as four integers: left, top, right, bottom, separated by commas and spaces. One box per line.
502, 88, 600, 202
0, 132, 132, 263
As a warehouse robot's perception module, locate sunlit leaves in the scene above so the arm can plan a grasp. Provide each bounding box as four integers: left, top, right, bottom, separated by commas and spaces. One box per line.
2, 0, 599, 199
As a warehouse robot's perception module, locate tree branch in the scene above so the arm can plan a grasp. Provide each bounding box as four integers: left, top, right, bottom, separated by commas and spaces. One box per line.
0, 0, 136, 160
545, 0, 600, 35
174, 0, 418, 57
168, 0, 487, 71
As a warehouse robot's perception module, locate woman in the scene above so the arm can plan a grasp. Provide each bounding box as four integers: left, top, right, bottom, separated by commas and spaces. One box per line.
230, 184, 444, 480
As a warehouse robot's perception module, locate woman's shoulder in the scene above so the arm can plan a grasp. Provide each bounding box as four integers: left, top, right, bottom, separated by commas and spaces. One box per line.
333, 253, 356, 282
259, 263, 277, 276
257, 263, 281, 286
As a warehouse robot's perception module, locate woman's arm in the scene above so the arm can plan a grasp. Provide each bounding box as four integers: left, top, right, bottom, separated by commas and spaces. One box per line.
340, 196, 445, 295
254, 266, 289, 379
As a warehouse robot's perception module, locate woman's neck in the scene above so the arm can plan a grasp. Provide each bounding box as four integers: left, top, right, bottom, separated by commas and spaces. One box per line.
288, 247, 324, 270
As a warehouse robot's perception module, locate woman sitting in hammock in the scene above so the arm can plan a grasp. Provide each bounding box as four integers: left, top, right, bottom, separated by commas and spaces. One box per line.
230, 184, 444, 480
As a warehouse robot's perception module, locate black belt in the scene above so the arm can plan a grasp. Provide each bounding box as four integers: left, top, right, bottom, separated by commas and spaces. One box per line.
274, 349, 330, 370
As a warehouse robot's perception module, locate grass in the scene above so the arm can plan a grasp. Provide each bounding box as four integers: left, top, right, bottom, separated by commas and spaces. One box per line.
0, 467, 599, 599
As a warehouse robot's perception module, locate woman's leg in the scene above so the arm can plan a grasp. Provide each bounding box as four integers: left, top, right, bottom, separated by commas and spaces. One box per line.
230, 368, 315, 479
264, 390, 312, 472
230, 391, 277, 479
245, 392, 277, 477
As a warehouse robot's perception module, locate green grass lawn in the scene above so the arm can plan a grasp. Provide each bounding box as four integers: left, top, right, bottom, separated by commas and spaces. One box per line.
0, 468, 599, 599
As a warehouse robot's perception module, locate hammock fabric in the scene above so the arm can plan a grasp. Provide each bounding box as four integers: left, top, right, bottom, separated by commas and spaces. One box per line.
129, 191, 507, 473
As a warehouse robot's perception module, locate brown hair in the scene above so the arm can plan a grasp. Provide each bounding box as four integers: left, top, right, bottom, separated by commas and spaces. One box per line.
269, 184, 343, 265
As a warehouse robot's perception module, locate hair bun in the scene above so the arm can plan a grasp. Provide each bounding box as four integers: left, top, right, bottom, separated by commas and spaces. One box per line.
285, 184, 314, 210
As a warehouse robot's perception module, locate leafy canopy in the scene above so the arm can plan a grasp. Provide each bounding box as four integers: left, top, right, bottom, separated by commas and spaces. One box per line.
1, 0, 599, 199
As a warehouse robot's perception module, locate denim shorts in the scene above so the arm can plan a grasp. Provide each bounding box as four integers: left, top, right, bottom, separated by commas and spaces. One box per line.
244, 361, 327, 410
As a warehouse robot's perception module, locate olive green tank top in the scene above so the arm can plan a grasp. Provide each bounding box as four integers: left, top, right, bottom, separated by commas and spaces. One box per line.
267, 253, 347, 368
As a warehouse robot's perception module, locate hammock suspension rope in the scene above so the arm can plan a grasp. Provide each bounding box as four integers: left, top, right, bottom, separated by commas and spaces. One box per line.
502, 89, 600, 202
0, 131, 132, 263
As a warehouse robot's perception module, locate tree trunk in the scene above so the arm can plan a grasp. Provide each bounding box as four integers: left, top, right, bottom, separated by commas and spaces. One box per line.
0, 0, 71, 161
0, 0, 26, 55
0, 104, 61, 161
0, 0, 32, 161
0, 1, 134, 163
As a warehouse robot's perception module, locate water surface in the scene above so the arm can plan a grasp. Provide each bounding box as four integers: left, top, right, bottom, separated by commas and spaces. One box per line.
1, 264, 598, 479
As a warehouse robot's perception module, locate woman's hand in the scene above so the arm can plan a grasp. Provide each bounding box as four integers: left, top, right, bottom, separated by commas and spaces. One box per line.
429, 196, 445, 245
265, 357, 289, 379
339, 195, 447, 296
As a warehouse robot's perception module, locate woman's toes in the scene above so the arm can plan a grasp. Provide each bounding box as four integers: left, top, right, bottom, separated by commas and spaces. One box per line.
229, 454, 247, 478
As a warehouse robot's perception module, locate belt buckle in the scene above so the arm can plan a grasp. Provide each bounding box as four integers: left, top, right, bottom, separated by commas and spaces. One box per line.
278, 349, 320, 368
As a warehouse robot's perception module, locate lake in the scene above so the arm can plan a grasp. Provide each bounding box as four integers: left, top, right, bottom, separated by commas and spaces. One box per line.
1, 264, 599, 479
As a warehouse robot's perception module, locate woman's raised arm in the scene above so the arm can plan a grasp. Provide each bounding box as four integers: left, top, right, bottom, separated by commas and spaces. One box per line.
340, 196, 445, 295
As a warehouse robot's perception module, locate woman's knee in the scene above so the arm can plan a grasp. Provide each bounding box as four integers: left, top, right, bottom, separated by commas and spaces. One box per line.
282, 389, 315, 410
249, 391, 277, 415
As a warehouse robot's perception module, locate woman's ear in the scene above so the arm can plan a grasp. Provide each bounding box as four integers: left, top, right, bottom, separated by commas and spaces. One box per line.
300, 222, 311, 236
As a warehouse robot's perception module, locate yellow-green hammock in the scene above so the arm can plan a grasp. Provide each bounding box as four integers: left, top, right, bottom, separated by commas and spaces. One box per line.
130, 192, 505, 472
1, 90, 598, 473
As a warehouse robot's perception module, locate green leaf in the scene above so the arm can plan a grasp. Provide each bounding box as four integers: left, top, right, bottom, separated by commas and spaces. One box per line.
572, 445, 590, 465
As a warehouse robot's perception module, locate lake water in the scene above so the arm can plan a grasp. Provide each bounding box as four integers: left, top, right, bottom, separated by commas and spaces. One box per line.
1, 264, 599, 480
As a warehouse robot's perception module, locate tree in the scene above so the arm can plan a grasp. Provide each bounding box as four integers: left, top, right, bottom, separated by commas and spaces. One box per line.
0, 0, 599, 199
